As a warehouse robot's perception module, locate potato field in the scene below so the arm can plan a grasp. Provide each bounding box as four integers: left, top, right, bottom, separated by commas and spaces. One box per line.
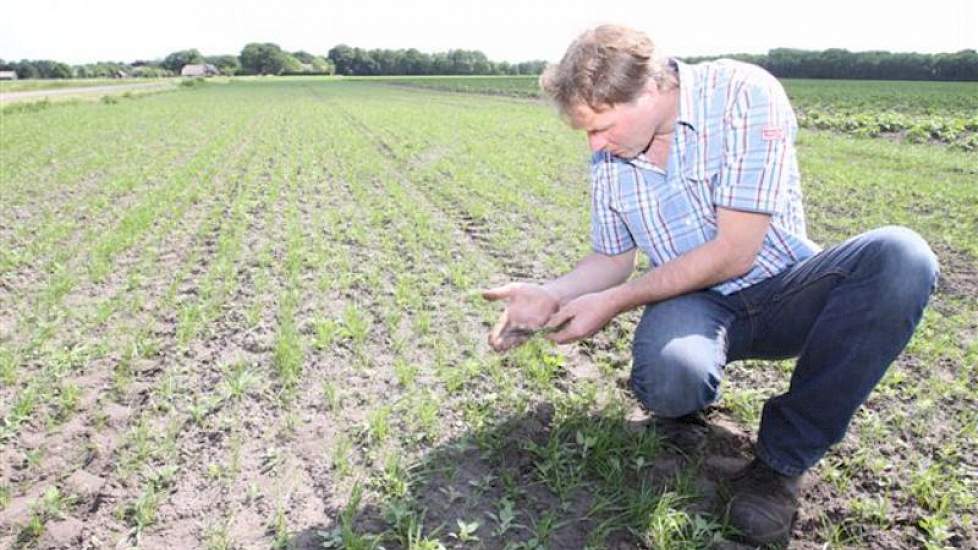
1, 78, 976, 549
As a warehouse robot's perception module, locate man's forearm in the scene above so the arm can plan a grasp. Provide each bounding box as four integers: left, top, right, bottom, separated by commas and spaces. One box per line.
606, 237, 751, 314
543, 250, 636, 305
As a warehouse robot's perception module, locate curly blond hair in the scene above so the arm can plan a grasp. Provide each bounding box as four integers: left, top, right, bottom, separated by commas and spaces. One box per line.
540, 25, 676, 115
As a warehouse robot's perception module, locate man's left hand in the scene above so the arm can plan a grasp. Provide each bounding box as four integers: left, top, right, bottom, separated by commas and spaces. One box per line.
544, 291, 619, 345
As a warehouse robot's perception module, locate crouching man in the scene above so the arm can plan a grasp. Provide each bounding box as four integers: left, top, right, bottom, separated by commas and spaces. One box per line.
483, 25, 938, 545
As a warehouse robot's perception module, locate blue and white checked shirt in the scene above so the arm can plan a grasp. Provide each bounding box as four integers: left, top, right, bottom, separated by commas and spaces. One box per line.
591, 59, 821, 295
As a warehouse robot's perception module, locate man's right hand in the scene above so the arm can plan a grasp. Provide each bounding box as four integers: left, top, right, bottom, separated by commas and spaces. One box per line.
482, 283, 561, 352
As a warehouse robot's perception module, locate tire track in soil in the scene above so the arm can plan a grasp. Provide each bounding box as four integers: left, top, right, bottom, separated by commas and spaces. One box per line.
0, 113, 268, 548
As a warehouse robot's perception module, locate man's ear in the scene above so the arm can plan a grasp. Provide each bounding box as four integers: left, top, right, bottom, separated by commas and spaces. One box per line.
641, 79, 660, 99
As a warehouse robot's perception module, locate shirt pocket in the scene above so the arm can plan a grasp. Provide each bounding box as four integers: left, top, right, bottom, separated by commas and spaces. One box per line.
680, 151, 719, 227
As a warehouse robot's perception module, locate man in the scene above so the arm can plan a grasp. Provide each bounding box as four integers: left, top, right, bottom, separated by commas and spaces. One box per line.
483, 25, 939, 545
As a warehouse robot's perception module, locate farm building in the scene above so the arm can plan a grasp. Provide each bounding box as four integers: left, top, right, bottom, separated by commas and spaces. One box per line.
181, 63, 220, 77
0, 70, 17, 80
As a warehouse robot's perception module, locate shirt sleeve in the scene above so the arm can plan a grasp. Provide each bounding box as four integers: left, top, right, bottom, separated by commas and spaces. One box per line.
714, 70, 798, 214
590, 153, 636, 255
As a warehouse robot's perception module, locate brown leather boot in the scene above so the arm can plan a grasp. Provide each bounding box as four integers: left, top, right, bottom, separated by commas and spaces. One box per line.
650, 412, 709, 454
726, 458, 802, 545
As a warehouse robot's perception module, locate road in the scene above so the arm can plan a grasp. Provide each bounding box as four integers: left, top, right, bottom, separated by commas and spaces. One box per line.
0, 81, 175, 103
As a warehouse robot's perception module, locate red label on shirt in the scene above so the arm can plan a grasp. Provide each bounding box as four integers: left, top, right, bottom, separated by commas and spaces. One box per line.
762, 127, 784, 140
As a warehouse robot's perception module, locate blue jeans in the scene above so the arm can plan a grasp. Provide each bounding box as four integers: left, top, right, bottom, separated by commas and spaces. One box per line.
629, 226, 939, 476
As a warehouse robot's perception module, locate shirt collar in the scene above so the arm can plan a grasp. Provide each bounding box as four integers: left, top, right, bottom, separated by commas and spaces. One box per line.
671, 58, 699, 132
630, 154, 666, 174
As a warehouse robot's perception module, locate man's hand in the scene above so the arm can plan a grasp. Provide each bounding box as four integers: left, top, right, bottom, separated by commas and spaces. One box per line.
544, 290, 620, 345
483, 283, 561, 352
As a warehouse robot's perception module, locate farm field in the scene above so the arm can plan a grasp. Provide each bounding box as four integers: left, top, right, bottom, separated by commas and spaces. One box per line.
383, 75, 978, 150
0, 78, 976, 549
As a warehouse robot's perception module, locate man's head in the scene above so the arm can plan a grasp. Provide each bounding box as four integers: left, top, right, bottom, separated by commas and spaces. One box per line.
540, 25, 679, 158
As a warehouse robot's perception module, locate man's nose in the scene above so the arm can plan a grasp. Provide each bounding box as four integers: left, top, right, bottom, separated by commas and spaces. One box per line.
588, 132, 607, 152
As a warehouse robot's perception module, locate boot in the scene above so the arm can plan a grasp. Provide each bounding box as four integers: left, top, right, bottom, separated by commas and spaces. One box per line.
726, 458, 802, 545
650, 412, 709, 454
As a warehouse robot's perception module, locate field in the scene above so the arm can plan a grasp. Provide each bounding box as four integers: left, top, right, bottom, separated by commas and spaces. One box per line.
0, 78, 976, 549
383, 75, 978, 150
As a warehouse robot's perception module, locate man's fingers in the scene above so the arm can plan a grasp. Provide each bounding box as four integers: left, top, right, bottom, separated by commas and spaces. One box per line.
498, 331, 529, 352
489, 309, 510, 348
489, 326, 529, 353
545, 324, 576, 344
481, 283, 515, 302
544, 307, 572, 330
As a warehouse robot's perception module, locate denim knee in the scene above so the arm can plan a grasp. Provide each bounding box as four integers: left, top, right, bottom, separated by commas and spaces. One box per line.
866, 226, 940, 299
630, 337, 722, 418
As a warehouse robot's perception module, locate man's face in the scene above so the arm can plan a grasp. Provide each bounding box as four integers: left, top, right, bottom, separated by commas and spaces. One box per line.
568, 85, 666, 159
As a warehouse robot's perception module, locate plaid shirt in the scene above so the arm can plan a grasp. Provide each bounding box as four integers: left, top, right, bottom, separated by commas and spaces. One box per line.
591, 59, 821, 295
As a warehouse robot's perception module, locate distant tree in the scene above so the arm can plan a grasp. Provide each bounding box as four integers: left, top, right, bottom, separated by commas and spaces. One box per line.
13, 60, 40, 79
516, 60, 546, 75
401, 48, 429, 75
321, 45, 540, 76
290, 51, 332, 73
683, 48, 976, 81
328, 44, 356, 75
130, 65, 171, 78
351, 48, 379, 75
90, 61, 130, 77
305, 56, 334, 74
240, 42, 291, 75
292, 50, 316, 64
934, 50, 978, 81
205, 55, 241, 75
282, 53, 303, 73
11, 59, 73, 79
430, 52, 451, 74
372, 49, 400, 74
162, 49, 204, 73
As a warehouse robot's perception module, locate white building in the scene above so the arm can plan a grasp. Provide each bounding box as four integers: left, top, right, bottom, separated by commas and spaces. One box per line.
180, 64, 220, 77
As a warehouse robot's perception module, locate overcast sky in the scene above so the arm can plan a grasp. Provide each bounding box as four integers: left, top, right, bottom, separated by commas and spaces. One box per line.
2, 0, 976, 65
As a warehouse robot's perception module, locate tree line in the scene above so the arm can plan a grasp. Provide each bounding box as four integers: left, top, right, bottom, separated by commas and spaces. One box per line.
681, 48, 977, 81
3, 44, 974, 80
0, 42, 546, 79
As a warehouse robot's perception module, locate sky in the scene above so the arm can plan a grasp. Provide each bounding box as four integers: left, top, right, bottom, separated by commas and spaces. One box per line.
2, 0, 976, 65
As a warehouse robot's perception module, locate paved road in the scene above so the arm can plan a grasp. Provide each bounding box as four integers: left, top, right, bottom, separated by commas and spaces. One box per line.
0, 81, 174, 103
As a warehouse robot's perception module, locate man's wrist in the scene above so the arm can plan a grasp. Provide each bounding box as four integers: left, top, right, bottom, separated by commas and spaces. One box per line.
602, 285, 633, 316
540, 283, 565, 307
